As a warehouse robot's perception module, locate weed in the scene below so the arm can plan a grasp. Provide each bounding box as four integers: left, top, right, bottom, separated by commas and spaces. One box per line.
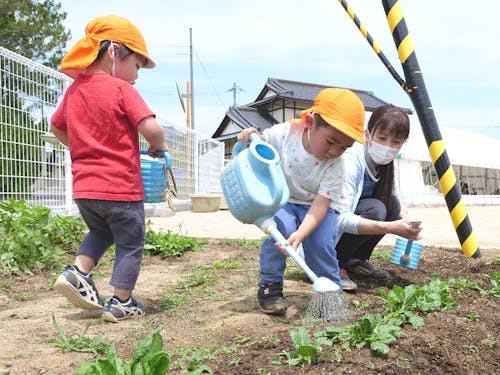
229, 357, 241, 366
351, 298, 370, 313
216, 238, 263, 251
169, 345, 215, 374
159, 292, 189, 309
371, 245, 393, 261
18, 292, 37, 301
0, 280, 13, 294
266, 334, 281, 344
43, 314, 110, 355
212, 261, 244, 269
396, 356, 410, 369
468, 312, 480, 322
234, 336, 251, 344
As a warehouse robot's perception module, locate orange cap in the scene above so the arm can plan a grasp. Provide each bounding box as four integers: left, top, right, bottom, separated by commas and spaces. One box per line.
301, 88, 365, 144
61, 15, 155, 78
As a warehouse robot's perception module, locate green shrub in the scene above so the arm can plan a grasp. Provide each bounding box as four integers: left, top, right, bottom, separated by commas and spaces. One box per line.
0, 199, 85, 275
144, 222, 201, 258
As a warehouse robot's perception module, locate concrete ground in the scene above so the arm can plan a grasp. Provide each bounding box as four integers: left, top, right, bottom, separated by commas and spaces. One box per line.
147, 204, 500, 251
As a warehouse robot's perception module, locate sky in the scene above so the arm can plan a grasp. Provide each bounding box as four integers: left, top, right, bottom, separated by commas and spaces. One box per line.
58, 0, 500, 141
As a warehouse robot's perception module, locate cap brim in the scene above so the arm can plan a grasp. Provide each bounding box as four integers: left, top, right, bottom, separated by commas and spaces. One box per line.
320, 114, 365, 144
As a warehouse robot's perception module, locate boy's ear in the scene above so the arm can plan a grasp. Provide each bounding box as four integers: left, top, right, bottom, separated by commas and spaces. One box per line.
304, 112, 314, 126
109, 43, 116, 59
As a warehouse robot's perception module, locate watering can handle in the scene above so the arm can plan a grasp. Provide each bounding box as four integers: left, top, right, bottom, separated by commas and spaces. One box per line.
232, 132, 259, 157
268, 159, 284, 210
140, 150, 172, 169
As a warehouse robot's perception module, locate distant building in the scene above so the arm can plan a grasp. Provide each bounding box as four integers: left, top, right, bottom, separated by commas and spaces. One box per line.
211, 77, 410, 160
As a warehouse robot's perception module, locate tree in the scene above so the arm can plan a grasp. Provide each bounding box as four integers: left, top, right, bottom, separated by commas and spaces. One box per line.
0, 0, 71, 69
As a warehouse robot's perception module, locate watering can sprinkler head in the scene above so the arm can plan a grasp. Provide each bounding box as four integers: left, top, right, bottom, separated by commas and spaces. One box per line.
312, 277, 340, 293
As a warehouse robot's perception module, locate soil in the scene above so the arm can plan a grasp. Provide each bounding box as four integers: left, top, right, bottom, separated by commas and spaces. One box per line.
0, 242, 498, 375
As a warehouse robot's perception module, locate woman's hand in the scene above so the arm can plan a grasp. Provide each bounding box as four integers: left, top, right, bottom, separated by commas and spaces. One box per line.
389, 219, 423, 241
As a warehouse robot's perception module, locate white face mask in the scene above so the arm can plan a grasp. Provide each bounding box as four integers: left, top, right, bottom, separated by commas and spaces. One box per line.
367, 137, 400, 165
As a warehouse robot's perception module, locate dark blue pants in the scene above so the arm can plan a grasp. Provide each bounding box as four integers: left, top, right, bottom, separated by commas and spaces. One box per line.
75, 199, 145, 291
336, 197, 400, 267
259, 203, 341, 287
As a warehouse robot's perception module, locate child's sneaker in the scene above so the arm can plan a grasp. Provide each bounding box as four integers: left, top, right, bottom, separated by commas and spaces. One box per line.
54, 265, 104, 310
257, 282, 287, 315
102, 296, 145, 322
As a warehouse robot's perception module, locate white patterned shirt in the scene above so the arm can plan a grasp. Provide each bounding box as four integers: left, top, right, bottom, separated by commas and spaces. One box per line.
263, 121, 345, 209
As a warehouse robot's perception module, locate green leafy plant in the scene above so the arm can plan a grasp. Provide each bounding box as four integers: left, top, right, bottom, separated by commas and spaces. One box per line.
77, 328, 170, 375
317, 314, 403, 356
144, 223, 201, 258
450, 272, 500, 298
481, 271, 500, 298
282, 326, 322, 366
0, 199, 85, 275
315, 276, 456, 357
377, 275, 456, 327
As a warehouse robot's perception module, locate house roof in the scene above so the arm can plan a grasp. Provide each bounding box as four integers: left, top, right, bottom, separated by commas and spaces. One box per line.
212, 106, 278, 140
255, 78, 410, 112
211, 77, 412, 140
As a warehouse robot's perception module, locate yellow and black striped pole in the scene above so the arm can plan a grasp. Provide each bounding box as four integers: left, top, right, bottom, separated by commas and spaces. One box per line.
338, 0, 480, 258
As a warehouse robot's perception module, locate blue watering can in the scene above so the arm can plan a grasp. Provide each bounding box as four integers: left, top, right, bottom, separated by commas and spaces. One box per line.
221, 133, 289, 227
391, 221, 423, 269
140, 150, 176, 204
220, 133, 339, 293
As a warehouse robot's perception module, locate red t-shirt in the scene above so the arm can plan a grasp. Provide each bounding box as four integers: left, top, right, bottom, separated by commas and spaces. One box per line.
51, 72, 155, 201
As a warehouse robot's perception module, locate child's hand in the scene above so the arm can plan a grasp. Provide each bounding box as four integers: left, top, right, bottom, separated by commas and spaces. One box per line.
237, 127, 259, 143
273, 232, 301, 257
147, 143, 168, 157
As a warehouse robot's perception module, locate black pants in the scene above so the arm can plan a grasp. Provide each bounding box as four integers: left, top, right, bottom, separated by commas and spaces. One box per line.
336, 196, 400, 267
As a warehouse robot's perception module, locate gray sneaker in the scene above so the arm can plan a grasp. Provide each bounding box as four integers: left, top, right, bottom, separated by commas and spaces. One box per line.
340, 268, 358, 291
54, 265, 104, 310
346, 259, 390, 281
102, 296, 145, 323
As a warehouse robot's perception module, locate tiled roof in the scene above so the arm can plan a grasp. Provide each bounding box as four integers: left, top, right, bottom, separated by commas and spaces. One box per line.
256, 77, 410, 112
212, 77, 412, 140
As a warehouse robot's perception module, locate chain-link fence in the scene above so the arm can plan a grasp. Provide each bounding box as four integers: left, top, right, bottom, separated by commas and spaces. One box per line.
0, 46, 224, 215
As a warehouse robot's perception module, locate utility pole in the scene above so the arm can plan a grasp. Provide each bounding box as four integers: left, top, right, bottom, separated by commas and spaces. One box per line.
227, 82, 245, 106
189, 28, 195, 130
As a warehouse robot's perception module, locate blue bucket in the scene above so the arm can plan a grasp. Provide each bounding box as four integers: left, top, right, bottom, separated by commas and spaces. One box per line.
391, 237, 423, 269
140, 150, 172, 203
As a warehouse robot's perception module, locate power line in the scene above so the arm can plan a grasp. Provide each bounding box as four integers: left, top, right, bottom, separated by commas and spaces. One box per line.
193, 49, 227, 109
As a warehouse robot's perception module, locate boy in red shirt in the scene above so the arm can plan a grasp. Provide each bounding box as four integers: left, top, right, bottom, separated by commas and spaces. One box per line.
51, 15, 168, 322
